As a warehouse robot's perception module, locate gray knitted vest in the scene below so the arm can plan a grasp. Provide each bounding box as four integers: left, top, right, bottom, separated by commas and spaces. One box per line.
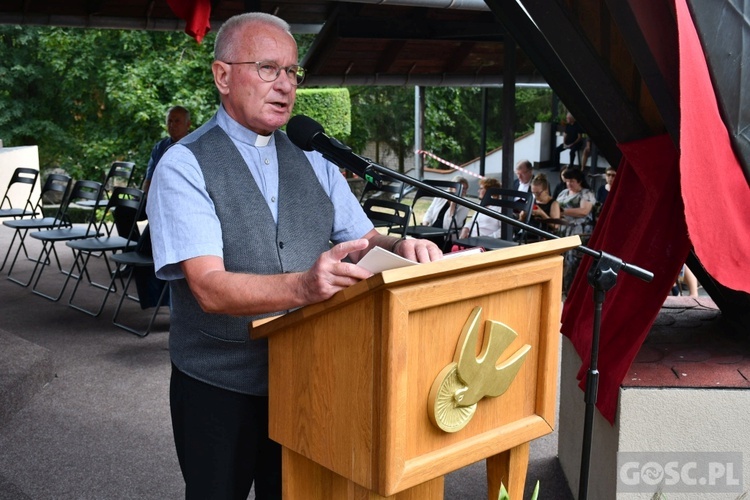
169, 125, 334, 395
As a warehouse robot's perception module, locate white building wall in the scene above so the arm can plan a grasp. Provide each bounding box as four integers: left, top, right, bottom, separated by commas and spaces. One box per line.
0, 146, 41, 207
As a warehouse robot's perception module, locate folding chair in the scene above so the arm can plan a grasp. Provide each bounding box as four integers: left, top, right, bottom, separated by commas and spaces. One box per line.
362, 199, 412, 238
2, 173, 72, 281
65, 186, 145, 317
359, 174, 405, 204
77, 161, 136, 209
109, 225, 169, 337
0, 167, 39, 220
26, 180, 104, 300
453, 188, 534, 251
402, 179, 466, 250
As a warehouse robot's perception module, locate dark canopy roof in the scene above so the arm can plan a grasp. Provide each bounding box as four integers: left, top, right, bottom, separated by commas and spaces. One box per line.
0, 1, 542, 87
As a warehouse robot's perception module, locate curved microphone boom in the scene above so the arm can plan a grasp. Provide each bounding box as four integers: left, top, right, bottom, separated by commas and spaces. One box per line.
285, 117, 654, 280
286, 114, 383, 187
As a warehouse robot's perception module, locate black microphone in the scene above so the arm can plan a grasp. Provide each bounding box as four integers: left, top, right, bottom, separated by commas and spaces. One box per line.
286, 115, 383, 187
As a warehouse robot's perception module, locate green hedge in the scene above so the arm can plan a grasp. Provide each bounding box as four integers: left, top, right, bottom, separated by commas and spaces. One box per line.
289, 88, 351, 139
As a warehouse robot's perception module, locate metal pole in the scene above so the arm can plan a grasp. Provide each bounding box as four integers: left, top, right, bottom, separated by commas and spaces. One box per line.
501, 35, 516, 241
414, 86, 425, 179
480, 88, 488, 178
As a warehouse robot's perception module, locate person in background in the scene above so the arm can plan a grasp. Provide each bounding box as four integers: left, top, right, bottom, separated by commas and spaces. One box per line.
556, 168, 596, 292
421, 175, 470, 247
596, 166, 616, 205
147, 13, 441, 499
552, 167, 568, 201
683, 265, 700, 297
580, 136, 593, 171
674, 264, 700, 297
557, 168, 595, 232
552, 112, 584, 170
516, 173, 561, 242
528, 173, 561, 231
142, 105, 192, 193
508, 160, 535, 241
458, 177, 503, 239
512, 159, 534, 193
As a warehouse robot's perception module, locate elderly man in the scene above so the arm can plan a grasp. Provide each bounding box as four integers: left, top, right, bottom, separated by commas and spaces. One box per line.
513, 159, 534, 193
147, 12, 441, 499
142, 105, 191, 193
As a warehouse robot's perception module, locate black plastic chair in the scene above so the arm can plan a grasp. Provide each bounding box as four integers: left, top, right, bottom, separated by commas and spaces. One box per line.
26, 180, 104, 300
402, 179, 466, 250
0, 167, 40, 220
362, 199, 412, 238
76, 161, 136, 209
359, 175, 405, 204
109, 225, 169, 337
2, 173, 72, 281
65, 186, 145, 317
453, 188, 534, 251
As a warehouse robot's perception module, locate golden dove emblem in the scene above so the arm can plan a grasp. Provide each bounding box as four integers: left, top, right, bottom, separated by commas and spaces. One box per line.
428, 306, 531, 433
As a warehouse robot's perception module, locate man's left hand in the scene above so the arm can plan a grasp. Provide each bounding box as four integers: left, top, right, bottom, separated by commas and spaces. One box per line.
393, 237, 442, 263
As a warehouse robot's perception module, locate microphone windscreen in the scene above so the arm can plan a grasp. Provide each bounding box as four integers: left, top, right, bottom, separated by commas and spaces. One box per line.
286, 115, 324, 151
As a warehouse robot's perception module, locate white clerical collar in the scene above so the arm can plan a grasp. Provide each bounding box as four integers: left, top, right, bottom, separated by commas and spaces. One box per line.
216, 105, 274, 147
254, 134, 272, 147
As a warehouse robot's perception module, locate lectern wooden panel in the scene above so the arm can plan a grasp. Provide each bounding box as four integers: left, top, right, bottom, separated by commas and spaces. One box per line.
251, 237, 580, 499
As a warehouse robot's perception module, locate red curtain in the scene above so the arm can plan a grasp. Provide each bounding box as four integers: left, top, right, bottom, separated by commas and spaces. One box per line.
561, 134, 690, 424
561, 0, 750, 425
675, 0, 750, 291
167, 0, 212, 43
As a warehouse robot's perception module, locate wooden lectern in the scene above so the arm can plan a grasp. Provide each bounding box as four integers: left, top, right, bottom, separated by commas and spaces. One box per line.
251, 236, 580, 499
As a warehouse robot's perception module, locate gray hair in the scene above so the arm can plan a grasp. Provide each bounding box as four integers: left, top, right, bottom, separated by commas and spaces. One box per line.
214, 13, 292, 62
166, 105, 190, 122
515, 159, 532, 172
451, 175, 469, 195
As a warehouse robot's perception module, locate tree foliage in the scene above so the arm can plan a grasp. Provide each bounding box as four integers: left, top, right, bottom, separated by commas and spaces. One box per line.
0, 26, 217, 182
348, 86, 415, 171
347, 85, 552, 171
0, 25, 552, 182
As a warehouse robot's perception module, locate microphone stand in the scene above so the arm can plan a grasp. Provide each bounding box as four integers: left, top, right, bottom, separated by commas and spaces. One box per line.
358, 160, 652, 500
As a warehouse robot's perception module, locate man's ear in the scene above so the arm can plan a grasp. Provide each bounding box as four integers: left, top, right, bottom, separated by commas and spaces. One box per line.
212, 61, 230, 96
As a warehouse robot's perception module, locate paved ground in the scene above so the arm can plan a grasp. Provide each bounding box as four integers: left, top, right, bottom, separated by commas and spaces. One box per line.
0, 224, 572, 499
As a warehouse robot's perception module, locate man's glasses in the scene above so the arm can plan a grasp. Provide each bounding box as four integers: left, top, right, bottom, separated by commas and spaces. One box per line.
224, 60, 306, 86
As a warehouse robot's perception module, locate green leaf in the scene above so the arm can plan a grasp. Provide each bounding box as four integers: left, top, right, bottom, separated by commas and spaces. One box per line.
530, 480, 540, 500
496, 479, 540, 500
498, 482, 510, 500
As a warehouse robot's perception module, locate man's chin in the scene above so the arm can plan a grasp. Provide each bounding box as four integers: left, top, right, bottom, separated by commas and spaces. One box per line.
266, 112, 291, 129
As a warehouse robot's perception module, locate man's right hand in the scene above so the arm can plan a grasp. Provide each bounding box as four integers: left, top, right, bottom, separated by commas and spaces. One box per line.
297, 239, 373, 304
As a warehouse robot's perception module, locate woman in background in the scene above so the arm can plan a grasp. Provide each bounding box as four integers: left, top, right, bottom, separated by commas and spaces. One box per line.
556, 168, 596, 293
458, 177, 503, 239
529, 173, 561, 229
518, 173, 561, 241
557, 168, 595, 234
